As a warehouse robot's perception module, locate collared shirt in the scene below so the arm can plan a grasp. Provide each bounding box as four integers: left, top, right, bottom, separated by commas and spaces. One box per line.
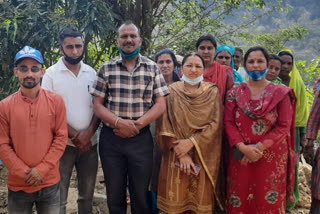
42, 57, 98, 146
0, 89, 68, 193
90, 55, 169, 119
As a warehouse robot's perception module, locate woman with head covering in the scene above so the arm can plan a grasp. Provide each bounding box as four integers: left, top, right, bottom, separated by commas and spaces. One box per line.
157, 52, 223, 214
214, 45, 244, 83
278, 49, 309, 211
224, 46, 296, 213
196, 35, 234, 104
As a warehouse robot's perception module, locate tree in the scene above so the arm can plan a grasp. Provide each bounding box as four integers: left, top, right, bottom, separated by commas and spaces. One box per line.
0, 0, 288, 99
297, 57, 320, 88
240, 25, 308, 54
0, 0, 117, 99
110, 0, 281, 54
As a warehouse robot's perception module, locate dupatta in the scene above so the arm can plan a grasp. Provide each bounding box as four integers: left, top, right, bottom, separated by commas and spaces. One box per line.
279, 48, 309, 127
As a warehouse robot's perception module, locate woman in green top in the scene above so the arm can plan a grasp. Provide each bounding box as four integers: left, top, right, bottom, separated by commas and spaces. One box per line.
266, 54, 283, 84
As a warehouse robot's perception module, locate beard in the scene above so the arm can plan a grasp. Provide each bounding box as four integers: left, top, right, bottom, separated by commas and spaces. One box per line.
21, 77, 39, 89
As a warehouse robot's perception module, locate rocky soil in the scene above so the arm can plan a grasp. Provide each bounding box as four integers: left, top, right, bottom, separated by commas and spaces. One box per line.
0, 162, 312, 214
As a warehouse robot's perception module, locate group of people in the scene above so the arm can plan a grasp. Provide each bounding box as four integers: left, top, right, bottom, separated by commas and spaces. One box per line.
0, 20, 319, 214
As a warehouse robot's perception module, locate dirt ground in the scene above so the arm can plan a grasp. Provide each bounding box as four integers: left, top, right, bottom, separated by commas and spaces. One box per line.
0, 163, 311, 214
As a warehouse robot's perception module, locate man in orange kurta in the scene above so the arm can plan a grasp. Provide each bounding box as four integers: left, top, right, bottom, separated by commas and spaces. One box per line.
0, 46, 68, 214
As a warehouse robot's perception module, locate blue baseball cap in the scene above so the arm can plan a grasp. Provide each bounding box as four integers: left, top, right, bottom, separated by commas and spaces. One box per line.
14, 46, 44, 66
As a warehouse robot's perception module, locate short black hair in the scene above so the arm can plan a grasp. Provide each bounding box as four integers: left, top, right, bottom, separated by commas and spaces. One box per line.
269, 54, 283, 64
195, 35, 217, 49
117, 20, 141, 37
243, 46, 269, 69
59, 27, 82, 44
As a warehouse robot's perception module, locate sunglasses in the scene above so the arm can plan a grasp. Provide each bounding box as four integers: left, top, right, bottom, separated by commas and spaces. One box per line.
17, 66, 42, 73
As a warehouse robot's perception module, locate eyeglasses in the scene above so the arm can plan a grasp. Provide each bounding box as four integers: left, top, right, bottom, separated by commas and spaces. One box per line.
65, 44, 83, 49
17, 66, 42, 73
217, 55, 231, 60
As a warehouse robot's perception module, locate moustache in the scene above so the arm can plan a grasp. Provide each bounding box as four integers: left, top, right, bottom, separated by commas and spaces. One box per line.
23, 77, 35, 81
123, 42, 134, 46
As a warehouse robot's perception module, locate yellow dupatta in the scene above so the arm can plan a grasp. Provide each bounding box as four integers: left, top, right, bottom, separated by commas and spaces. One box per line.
280, 48, 309, 127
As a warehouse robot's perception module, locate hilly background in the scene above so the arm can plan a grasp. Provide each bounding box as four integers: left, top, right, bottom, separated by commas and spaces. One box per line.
230, 0, 319, 61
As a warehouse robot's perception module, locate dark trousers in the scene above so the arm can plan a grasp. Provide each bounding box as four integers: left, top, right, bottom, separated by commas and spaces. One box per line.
8, 183, 60, 214
99, 126, 153, 214
59, 144, 98, 214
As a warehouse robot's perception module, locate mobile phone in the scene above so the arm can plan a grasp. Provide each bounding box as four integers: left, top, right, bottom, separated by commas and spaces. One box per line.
233, 146, 244, 160
175, 161, 201, 176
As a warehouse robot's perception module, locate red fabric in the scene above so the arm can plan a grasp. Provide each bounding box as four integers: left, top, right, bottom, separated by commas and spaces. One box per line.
224, 82, 296, 213
203, 61, 233, 103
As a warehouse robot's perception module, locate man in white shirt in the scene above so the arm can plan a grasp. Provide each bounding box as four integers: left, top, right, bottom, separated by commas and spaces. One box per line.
42, 28, 100, 214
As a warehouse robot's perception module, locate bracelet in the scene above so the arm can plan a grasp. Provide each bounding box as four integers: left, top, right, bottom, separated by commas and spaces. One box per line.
114, 117, 121, 128
71, 132, 79, 141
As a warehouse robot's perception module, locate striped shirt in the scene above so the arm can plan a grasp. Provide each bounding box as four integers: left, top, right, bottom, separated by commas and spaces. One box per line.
90, 55, 169, 119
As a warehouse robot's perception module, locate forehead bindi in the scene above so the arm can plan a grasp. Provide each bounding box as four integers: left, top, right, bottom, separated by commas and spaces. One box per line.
248, 51, 265, 60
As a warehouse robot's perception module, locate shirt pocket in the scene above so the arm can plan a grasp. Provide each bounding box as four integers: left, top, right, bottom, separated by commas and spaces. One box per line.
139, 77, 153, 104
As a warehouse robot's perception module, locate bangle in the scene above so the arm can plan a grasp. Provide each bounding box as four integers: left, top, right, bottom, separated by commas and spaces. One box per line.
71, 132, 79, 141
114, 117, 121, 128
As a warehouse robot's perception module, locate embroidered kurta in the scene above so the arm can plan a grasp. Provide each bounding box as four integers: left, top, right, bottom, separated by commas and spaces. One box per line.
224, 82, 296, 214
156, 81, 222, 214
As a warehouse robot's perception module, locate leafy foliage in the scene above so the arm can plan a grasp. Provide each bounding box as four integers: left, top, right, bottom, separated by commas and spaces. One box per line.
297, 57, 320, 87
296, 58, 320, 108
0, 0, 117, 100
241, 25, 308, 54
150, 0, 281, 55
0, 0, 317, 101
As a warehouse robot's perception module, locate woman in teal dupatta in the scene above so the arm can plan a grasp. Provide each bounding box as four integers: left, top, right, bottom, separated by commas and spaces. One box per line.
214, 45, 244, 83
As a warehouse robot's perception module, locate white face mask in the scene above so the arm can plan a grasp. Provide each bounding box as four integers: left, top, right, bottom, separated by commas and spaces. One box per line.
181, 74, 203, 85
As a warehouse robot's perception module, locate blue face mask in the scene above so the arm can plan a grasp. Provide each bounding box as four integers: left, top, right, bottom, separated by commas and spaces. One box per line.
181, 74, 203, 85
119, 46, 141, 60
245, 68, 268, 81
